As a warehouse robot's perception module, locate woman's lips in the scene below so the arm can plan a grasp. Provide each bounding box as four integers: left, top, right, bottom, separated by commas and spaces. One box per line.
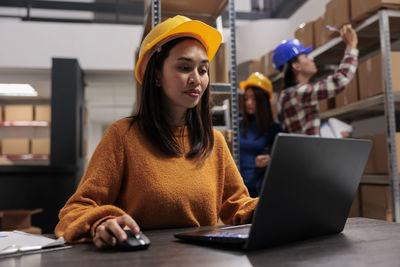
185, 90, 200, 97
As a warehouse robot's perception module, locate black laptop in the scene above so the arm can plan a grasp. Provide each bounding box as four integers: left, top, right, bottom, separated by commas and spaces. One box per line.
174, 133, 372, 250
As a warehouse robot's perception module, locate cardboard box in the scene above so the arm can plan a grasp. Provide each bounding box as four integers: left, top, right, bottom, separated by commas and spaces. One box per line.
319, 99, 329, 112
335, 0, 352, 28
0, 209, 42, 231
31, 138, 50, 155
4, 105, 33, 121
271, 102, 278, 122
325, 1, 335, 30
326, 0, 351, 34
295, 21, 314, 48
261, 54, 268, 76
361, 133, 400, 174
219, 129, 232, 154
319, 98, 335, 112
392, 52, 400, 91
348, 187, 361, 217
358, 53, 382, 100
1, 138, 30, 155
360, 135, 375, 174
84, 138, 88, 158
209, 43, 229, 83
358, 52, 400, 100
360, 185, 399, 221
335, 71, 359, 107
34, 105, 51, 122
351, 0, 400, 22
313, 16, 333, 48
266, 50, 278, 76
238, 60, 251, 83
248, 57, 264, 74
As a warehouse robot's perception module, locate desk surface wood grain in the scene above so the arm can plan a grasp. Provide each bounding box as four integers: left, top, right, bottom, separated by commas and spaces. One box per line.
1, 218, 400, 267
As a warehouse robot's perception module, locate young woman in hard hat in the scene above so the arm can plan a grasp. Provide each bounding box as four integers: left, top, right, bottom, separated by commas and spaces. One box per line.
273, 24, 358, 135
55, 15, 258, 248
239, 72, 281, 197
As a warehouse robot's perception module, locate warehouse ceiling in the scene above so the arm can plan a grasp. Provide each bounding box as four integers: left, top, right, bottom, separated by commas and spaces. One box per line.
0, 0, 307, 25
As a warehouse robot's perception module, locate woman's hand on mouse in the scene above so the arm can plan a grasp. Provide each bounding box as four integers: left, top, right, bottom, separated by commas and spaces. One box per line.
93, 214, 140, 248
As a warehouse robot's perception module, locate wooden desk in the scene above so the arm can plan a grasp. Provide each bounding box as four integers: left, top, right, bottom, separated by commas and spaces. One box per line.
1, 218, 400, 267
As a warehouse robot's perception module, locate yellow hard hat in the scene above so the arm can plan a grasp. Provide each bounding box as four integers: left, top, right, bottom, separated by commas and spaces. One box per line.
239, 72, 273, 101
135, 15, 222, 84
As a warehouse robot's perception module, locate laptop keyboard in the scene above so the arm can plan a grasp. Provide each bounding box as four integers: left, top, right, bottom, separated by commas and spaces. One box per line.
203, 224, 250, 239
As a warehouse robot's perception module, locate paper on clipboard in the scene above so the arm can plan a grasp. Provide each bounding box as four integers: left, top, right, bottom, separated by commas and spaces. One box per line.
329, 118, 352, 138
320, 122, 336, 138
0, 231, 67, 256
320, 118, 352, 138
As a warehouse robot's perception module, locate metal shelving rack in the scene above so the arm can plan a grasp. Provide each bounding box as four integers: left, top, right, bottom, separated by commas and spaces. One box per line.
294, 9, 400, 222
379, 9, 400, 223
147, 0, 240, 166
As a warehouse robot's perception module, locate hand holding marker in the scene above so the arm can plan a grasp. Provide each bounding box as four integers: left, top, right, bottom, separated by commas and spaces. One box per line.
325, 24, 358, 49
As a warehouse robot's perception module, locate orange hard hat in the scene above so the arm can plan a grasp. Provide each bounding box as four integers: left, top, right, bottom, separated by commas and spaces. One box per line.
135, 15, 222, 84
240, 72, 273, 101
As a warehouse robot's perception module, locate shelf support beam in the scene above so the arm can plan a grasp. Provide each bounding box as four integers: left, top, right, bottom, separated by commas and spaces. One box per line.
151, 0, 161, 27
228, 0, 240, 168
379, 9, 400, 223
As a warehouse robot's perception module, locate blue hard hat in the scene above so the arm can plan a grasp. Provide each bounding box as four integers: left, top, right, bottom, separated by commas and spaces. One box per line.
272, 38, 313, 70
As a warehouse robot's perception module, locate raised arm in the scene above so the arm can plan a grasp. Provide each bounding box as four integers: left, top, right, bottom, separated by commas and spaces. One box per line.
295, 24, 359, 106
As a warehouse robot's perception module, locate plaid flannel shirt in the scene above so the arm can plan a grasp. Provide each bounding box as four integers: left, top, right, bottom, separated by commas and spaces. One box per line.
278, 48, 359, 136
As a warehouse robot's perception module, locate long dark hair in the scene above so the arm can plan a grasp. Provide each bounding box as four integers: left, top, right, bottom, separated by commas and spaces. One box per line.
279, 56, 299, 88
131, 37, 214, 159
241, 86, 274, 139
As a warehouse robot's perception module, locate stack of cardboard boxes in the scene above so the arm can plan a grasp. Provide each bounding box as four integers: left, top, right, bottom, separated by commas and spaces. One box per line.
357, 133, 400, 221
358, 52, 400, 99
351, 0, 400, 22
208, 42, 233, 150
0, 105, 51, 158
209, 42, 229, 84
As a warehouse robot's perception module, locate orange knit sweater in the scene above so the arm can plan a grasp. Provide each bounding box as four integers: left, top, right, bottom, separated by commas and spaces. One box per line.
55, 118, 258, 243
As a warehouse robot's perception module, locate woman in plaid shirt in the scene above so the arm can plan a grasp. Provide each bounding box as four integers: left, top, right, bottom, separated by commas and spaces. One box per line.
272, 24, 358, 135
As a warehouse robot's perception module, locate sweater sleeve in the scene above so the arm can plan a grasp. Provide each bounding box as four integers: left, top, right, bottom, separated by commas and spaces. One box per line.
216, 131, 259, 225
54, 123, 127, 243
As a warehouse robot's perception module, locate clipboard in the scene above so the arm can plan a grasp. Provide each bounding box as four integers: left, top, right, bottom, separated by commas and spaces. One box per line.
0, 231, 72, 258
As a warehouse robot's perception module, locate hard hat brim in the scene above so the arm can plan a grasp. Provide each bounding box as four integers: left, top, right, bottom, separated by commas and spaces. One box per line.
273, 45, 313, 70
239, 81, 274, 101
303, 46, 313, 54
135, 19, 222, 84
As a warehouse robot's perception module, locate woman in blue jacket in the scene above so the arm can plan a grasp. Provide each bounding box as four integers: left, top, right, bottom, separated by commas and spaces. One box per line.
239, 72, 281, 197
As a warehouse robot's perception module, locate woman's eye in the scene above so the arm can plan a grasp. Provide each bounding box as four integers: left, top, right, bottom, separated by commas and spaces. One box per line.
178, 65, 191, 72
199, 67, 208, 75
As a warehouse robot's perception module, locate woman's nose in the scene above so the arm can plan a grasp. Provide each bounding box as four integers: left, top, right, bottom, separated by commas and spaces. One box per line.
189, 71, 201, 84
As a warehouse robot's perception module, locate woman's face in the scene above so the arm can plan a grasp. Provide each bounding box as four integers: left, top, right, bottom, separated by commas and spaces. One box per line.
244, 87, 256, 115
296, 53, 317, 76
159, 39, 209, 118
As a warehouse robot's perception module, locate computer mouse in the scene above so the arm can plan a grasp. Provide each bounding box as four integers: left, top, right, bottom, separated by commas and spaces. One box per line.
114, 230, 151, 251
